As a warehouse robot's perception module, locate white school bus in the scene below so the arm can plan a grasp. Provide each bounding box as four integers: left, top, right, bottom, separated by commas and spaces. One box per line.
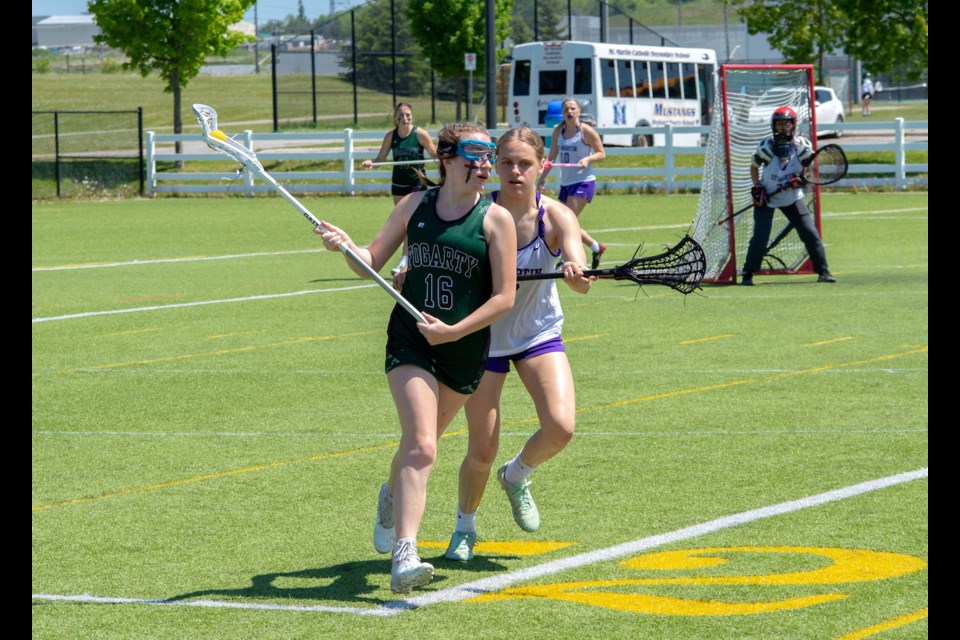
507, 40, 718, 147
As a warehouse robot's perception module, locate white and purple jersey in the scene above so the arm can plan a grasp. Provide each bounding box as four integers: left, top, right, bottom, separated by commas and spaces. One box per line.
487, 193, 564, 358
556, 125, 597, 187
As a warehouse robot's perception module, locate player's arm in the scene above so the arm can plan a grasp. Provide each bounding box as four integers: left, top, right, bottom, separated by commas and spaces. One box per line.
538, 128, 561, 189
362, 131, 393, 169
580, 124, 606, 167
542, 196, 592, 293
417, 127, 438, 159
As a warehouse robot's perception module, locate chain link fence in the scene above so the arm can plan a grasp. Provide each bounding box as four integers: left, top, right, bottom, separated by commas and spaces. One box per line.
32, 109, 144, 200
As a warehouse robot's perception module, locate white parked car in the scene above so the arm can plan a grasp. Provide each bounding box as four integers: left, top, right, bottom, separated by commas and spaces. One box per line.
814, 86, 845, 138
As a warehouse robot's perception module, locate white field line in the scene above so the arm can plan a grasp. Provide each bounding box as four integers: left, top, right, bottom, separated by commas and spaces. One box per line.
33, 467, 927, 617
31, 286, 926, 324
31, 284, 379, 324
32, 249, 325, 272
31, 207, 926, 274
31, 206, 927, 324
32, 428, 926, 439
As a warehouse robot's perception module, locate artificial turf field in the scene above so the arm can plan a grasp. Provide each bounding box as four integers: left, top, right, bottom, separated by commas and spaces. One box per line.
32, 191, 927, 639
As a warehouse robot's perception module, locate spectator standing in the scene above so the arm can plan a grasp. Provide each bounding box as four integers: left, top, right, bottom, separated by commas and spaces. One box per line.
861, 74, 874, 117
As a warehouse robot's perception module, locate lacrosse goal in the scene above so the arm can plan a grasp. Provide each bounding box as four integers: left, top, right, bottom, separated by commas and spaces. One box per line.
692, 64, 824, 284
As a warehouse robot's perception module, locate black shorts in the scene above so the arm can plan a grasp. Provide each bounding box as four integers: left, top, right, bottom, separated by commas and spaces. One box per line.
862, 92, 873, 100
392, 183, 427, 198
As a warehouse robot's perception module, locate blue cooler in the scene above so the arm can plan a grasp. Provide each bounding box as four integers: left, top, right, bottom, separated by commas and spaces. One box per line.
544, 100, 564, 148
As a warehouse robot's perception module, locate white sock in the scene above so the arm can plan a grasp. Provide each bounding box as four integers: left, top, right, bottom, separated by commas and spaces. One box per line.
504, 453, 536, 485
455, 506, 477, 533
590, 241, 600, 253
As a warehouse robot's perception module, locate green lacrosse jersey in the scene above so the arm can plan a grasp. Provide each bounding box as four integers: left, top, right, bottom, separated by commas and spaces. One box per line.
385, 187, 493, 393
391, 127, 426, 194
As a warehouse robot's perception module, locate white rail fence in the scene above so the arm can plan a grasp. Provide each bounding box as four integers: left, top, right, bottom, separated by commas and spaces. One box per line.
145, 119, 927, 197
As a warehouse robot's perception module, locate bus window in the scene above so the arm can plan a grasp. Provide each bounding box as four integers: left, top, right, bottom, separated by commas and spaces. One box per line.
573, 58, 592, 95
617, 59, 633, 97
651, 62, 666, 98
600, 58, 617, 97
634, 61, 651, 99
666, 63, 681, 99
539, 69, 567, 95
698, 64, 716, 124
513, 59, 531, 96
682, 63, 698, 101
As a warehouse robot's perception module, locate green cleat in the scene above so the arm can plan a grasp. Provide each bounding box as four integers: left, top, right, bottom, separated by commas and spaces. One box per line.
444, 531, 479, 561
497, 463, 540, 532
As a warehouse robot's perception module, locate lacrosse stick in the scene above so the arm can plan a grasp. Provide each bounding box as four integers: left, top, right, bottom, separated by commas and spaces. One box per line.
544, 162, 582, 169
191, 104, 427, 324
367, 158, 438, 167
717, 143, 848, 225
517, 235, 706, 295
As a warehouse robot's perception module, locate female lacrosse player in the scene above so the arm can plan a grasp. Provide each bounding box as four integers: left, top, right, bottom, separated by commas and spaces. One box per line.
317, 122, 516, 594
537, 97, 608, 269
362, 103, 438, 276
444, 126, 594, 561
741, 106, 835, 286
362, 103, 438, 205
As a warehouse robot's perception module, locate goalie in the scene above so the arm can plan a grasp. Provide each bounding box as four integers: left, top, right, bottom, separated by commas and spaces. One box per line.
741, 106, 836, 286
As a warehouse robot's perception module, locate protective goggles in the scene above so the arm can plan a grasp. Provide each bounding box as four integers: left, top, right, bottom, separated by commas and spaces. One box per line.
456, 139, 496, 163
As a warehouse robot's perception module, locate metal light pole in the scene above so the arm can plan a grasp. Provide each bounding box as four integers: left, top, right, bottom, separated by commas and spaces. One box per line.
485, 0, 496, 129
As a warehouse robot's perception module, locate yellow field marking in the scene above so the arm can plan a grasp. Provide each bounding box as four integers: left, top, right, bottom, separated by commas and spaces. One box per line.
679, 334, 734, 344
117, 292, 183, 303
32, 441, 400, 512
834, 608, 928, 640
471, 547, 926, 616
805, 336, 855, 347
418, 540, 576, 556
207, 330, 267, 339
564, 333, 608, 343
42, 331, 380, 375
32, 346, 927, 511
102, 328, 162, 337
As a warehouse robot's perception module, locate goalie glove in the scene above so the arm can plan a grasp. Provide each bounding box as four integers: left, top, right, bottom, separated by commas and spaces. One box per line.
751, 184, 768, 207
788, 175, 806, 190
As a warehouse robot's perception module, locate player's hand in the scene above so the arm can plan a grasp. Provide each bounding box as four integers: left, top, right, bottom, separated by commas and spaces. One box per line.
750, 184, 768, 207
789, 175, 806, 190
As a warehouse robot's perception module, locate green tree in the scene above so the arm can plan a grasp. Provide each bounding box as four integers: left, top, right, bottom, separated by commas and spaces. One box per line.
510, 12, 533, 45
344, 0, 431, 99
734, 0, 845, 84
833, 0, 927, 81
89, 0, 254, 144
406, 0, 514, 113
734, 0, 928, 83
538, 0, 569, 40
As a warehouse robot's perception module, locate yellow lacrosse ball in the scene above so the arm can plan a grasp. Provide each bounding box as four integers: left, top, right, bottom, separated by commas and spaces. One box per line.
210, 129, 228, 141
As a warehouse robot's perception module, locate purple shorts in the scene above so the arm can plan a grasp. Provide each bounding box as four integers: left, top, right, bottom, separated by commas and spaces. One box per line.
559, 181, 596, 203
486, 336, 566, 373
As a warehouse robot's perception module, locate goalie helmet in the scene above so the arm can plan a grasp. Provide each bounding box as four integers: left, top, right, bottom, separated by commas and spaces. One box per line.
771, 106, 797, 158
771, 106, 797, 136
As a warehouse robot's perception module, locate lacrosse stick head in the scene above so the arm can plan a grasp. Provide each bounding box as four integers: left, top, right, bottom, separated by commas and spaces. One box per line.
191, 103, 263, 173
612, 235, 707, 295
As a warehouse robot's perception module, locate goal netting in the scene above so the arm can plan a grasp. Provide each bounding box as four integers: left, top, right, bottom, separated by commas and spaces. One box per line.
692, 65, 822, 284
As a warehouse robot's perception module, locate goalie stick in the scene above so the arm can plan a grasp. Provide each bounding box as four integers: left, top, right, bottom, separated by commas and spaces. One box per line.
517, 235, 706, 295
191, 104, 427, 324
717, 143, 848, 226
